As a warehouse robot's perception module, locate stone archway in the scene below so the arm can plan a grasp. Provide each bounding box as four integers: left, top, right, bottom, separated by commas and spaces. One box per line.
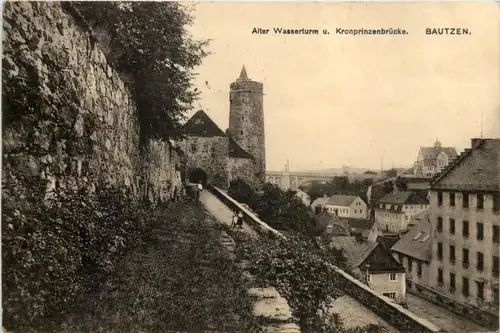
189, 167, 208, 187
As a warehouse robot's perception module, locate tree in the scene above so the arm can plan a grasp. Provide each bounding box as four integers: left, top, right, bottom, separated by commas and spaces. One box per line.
70, 2, 209, 142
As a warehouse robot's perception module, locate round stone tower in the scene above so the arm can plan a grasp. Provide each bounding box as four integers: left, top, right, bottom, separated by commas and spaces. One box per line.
228, 65, 266, 185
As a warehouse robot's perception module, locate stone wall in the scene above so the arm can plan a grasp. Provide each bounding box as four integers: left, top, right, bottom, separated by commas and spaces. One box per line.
228, 157, 257, 188
2, 1, 179, 203
408, 280, 499, 330
179, 136, 229, 188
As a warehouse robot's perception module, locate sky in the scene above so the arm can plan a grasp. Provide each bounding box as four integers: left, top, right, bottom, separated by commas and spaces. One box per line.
185, 2, 500, 172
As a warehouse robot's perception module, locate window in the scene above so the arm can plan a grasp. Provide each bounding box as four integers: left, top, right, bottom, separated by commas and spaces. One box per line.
241, 115, 244, 120
463, 277, 469, 296
477, 222, 484, 240
494, 193, 500, 213
417, 263, 422, 277
437, 217, 443, 232
449, 219, 455, 234
438, 192, 443, 206
437, 269, 443, 284
463, 220, 469, 238
450, 192, 456, 206
450, 273, 456, 291
494, 288, 499, 306
449, 245, 455, 262
408, 257, 413, 272
191, 144, 197, 153
240, 130, 243, 135
437, 242, 443, 260
477, 193, 484, 210
476, 281, 484, 300
494, 225, 499, 244
493, 256, 499, 277
463, 193, 469, 208
383, 292, 396, 299
463, 249, 469, 267
367, 274, 372, 282
389, 273, 397, 281
477, 252, 484, 271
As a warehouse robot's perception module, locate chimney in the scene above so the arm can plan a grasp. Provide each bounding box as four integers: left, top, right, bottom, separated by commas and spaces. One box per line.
323, 194, 328, 198
471, 138, 483, 148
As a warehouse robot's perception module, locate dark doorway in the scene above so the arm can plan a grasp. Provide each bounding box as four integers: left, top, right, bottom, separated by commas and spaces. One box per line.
189, 168, 208, 187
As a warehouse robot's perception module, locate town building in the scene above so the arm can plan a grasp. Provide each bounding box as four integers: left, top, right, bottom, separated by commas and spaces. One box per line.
391, 210, 432, 294
177, 66, 266, 188
329, 228, 407, 304
428, 138, 500, 325
413, 139, 458, 177
316, 211, 349, 236
374, 190, 429, 233
324, 195, 368, 219
294, 188, 311, 207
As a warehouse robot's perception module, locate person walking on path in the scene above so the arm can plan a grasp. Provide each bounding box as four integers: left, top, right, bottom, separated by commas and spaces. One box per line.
231, 210, 238, 228
236, 210, 244, 229
195, 183, 203, 204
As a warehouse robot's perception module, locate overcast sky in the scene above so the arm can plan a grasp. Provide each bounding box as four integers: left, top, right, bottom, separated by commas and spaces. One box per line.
186, 2, 500, 172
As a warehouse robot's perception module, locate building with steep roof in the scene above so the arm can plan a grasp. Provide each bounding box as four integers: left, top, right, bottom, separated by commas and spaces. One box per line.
324, 194, 368, 219
391, 210, 432, 293
374, 190, 429, 233
176, 66, 266, 188
428, 138, 500, 326
413, 139, 458, 177
330, 234, 407, 304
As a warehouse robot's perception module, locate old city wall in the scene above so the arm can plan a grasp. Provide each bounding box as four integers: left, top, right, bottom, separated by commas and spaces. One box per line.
179, 136, 229, 188
2, 1, 179, 201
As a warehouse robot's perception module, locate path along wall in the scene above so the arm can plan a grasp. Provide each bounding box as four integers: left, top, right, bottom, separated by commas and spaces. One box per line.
2, 1, 180, 202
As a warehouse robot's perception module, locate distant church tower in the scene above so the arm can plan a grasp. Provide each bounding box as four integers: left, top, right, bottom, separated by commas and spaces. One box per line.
228, 65, 266, 184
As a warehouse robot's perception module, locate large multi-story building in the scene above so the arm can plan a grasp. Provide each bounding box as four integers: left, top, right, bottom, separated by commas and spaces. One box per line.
374, 191, 429, 233
413, 140, 458, 177
429, 138, 500, 324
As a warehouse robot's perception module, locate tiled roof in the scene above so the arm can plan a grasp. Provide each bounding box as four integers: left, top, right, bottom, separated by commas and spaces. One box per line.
391, 210, 431, 262
342, 218, 374, 231
379, 191, 429, 205
325, 195, 360, 207
311, 197, 329, 208
316, 211, 341, 230
182, 110, 226, 137
431, 138, 500, 191
330, 236, 379, 268
228, 136, 254, 159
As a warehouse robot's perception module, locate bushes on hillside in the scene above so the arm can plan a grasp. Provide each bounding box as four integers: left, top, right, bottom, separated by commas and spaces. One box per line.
2, 173, 156, 331
228, 180, 318, 235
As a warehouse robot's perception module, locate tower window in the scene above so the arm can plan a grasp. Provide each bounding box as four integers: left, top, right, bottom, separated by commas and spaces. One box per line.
241, 115, 244, 120
240, 130, 243, 135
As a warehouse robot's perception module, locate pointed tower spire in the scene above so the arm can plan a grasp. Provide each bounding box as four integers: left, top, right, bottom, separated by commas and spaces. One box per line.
238, 65, 249, 81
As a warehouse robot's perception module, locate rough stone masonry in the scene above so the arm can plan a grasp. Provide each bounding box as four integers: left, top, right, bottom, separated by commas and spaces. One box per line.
2, 1, 182, 202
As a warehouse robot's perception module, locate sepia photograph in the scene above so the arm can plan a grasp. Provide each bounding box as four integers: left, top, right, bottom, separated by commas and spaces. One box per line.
2, 1, 499, 333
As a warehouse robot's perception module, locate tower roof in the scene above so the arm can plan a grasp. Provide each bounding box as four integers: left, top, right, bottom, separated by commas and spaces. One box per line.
237, 65, 249, 81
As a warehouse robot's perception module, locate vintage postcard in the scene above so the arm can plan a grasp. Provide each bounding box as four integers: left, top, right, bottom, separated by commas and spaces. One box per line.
2, 1, 499, 333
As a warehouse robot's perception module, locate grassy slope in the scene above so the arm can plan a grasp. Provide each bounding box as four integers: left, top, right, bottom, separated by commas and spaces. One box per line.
54, 202, 259, 333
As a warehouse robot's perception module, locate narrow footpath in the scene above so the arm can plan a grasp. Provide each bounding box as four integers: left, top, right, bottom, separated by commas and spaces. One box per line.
199, 190, 258, 236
